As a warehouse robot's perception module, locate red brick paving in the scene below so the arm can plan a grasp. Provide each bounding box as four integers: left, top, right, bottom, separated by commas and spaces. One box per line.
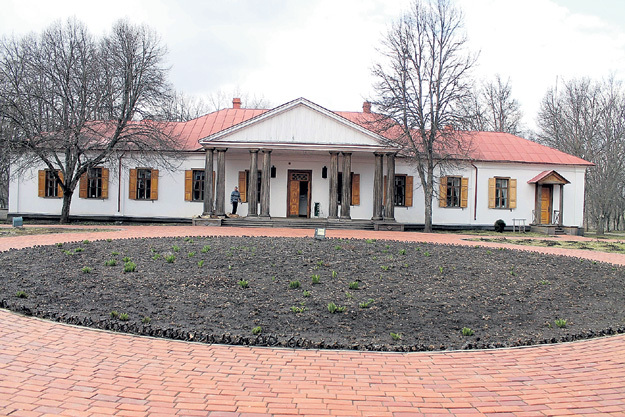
1, 225, 625, 416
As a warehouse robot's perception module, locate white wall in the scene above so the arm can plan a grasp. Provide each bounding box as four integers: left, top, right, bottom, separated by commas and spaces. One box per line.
9, 151, 587, 227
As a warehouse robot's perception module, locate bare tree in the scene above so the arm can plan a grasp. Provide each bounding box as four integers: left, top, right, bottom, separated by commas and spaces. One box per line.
537, 77, 625, 234
158, 90, 211, 122
371, 0, 477, 232
0, 19, 181, 223
458, 75, 523, 134
206, 88, 272, 111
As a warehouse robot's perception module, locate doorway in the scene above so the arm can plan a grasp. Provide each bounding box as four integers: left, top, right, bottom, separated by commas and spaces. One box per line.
287, 170, 311, 217
540, 186, 552, 224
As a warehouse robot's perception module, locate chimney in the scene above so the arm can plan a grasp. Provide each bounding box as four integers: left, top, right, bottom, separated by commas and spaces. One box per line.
363, 101, 371, 114
232, 98, 242, 109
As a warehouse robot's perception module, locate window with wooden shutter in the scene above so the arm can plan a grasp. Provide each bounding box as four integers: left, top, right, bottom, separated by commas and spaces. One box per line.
38, 170, 46, 197
405, 176, 413, 207
460, 177, 469, 208
488, 177, 496, 208
80, 167, 107, 199
439, 177, 447, 207
509, 179, 517, 209
238, 171, 247, 202
351, 173, 360, 205
489, 177, 514, 209
150, 169, 159, 200
128, 169, 137, 200
79, 173, 88, 198
101, 168, 109, 199
185, 169, 206, 202
184, 170, 193, 201
57, 171, 64, 198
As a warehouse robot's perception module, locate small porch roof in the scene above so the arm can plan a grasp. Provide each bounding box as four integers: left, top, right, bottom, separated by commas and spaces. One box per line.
527, 170, 570, 185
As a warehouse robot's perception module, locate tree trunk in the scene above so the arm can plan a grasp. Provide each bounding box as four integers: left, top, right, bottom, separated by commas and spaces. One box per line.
423, 168, 434, 233
596, 214, 605, 235
60, 190, 74, 224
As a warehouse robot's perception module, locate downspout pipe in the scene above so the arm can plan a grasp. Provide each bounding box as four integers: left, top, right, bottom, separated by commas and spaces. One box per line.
471, 163, 478, 221
117, 155, 123, 214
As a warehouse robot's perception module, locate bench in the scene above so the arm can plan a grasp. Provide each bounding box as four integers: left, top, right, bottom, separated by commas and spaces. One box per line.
512, 218, 526, 233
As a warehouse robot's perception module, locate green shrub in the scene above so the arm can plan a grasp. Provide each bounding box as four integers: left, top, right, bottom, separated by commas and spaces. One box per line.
327, 302, 346, 313
348, 281, 360, 290
105, 259, 117, 266
188, 251, 196, 257
123, 261, 137, 273
81, 266, 92, 274
303, 290, 311, 297
290, 306, 305, 313
82, 240, 90, 244
172, 245, 180, 252
252, 326, 262, 335
122, 256, 131, 262
15, 290, 28, 298
462, 327, 474, 336
555, 318, 568, 328
142, 316, 151, 324
197, 260, 204, 267
311, 274, 320, 284
238, 280, 249, 289
201, 245, 211, 253
119, 313, 129, 321
74, 247, 84, 253
110, 311, 119, 318
289, 280, 301, 289
111, 251, 119, 256
359, 299, 374, 309
165, 255, 176, 263
331, 270, 338, 278
390, 332, 402, 341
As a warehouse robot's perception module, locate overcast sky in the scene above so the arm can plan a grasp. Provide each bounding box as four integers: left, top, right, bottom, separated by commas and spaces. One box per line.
2, 0, 625, 131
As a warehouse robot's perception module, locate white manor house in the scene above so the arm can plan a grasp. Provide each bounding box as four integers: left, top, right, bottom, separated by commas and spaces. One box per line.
9, 98, 592, 233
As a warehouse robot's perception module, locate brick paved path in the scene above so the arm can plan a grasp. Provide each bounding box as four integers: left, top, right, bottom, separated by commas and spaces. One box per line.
1, 225, 625, 416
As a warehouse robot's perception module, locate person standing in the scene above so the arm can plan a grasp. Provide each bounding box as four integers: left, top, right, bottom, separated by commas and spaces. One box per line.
230, 186, 241, 214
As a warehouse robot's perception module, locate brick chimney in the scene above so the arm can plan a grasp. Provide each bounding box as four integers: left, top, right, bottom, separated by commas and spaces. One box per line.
363, 101, 371, 114
233, 98, 242, 109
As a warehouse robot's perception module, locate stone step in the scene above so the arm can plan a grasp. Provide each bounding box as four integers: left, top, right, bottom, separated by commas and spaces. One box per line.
220, 218, 375, 230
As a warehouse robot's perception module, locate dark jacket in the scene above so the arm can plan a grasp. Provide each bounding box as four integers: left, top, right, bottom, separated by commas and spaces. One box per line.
230, 189, 241, 203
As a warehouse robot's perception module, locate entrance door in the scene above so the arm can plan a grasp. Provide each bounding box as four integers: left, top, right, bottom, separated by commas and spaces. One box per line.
287, 170, 311, 217
540, 186, 552, 224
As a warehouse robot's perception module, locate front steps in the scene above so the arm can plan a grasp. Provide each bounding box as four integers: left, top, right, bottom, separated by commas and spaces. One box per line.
219, 217, 376, 230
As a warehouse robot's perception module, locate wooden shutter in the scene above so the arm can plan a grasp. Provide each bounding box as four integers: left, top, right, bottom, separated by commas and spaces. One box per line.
57, 171, 64, 198
184, 170, 193, 201
238, 171, 247, 203
488, 177, 496, 209
79, 173, 88, 198
150, 169, 159, 200
460, 177, 469, 208
405, 176, 413, 207
38, 170, 45, 197
351, 173, 360, 205
439, 177, 447, 207
128, 169, 137, 200
101, 168, 109, 199
509, 179, 517, 209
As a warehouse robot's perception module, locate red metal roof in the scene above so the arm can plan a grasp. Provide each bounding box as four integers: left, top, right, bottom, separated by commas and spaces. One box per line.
172, 103, 593, 166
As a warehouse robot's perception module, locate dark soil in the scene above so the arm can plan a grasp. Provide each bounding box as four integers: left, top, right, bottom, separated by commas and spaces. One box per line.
1, 236, 625, 351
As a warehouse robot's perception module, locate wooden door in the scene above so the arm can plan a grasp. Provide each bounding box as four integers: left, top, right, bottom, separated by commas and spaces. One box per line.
288, 178, 299, 217
287, 171, 311, 217
540, 186, 552, 224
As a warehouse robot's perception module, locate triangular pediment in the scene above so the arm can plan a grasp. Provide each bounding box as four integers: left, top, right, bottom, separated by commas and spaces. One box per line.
528, 170, 570, 185
199, 98, 391, 151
